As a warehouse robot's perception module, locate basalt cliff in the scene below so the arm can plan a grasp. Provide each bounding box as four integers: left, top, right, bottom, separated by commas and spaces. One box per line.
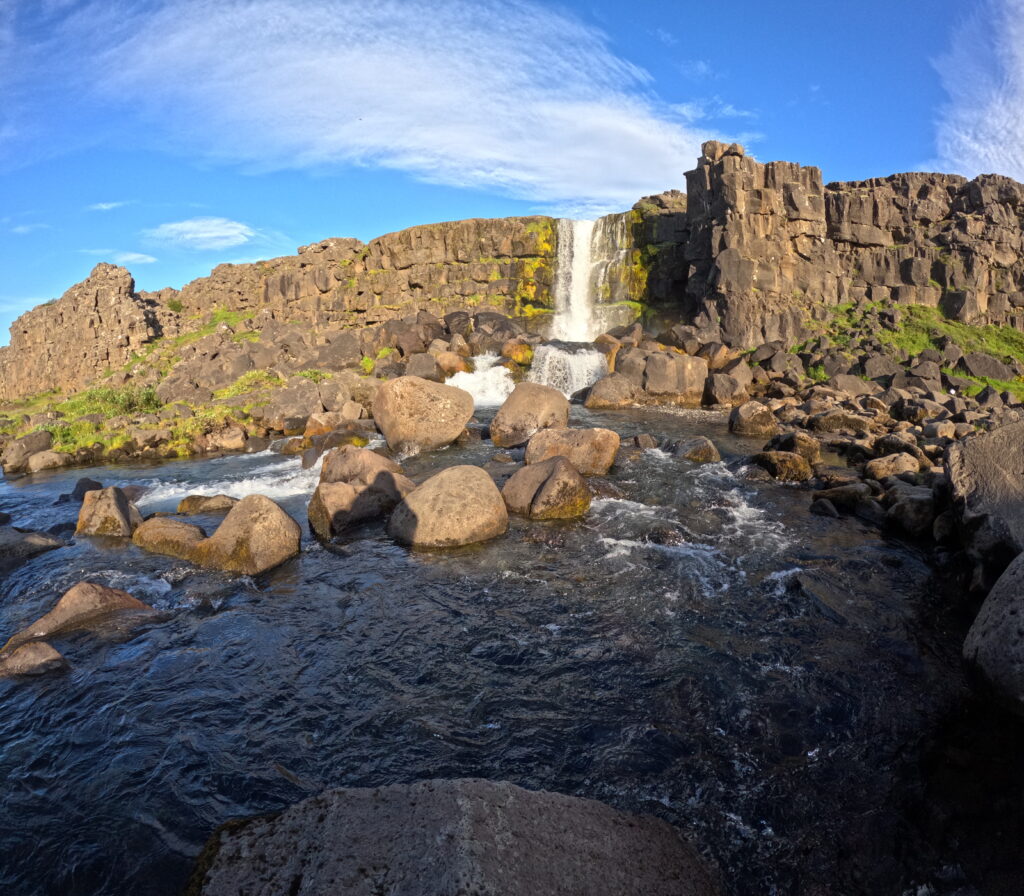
3, 141, 1024, 402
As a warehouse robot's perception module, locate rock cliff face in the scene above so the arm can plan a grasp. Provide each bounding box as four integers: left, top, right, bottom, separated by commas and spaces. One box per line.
4, 142, 1024, 402
0, 264, 158, 402
683, 141, 1024, 345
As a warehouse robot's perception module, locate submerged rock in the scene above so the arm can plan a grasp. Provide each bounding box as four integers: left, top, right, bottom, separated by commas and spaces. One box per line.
0, 526, 64, 574
1, 582, 153, 653
672, 436, 721, 464
0, 642, 68, 678
75, 486, 143, 537
502, 457, 591, 520
963, 552, 1024, 715
188, 778, 720, 896
389, 465, 508, 548
372, 376, 474, 454
490, 382, 569, 448
524, 427, 620, 476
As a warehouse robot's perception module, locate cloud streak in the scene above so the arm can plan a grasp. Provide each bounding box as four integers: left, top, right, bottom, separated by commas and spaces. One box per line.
88, 200, 132, 211
17, 0, 719, 213
144, 217, 255, 250
933, 0, 1024, 180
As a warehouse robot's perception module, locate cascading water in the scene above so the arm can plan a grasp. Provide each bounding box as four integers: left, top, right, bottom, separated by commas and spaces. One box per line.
550, 218, 598, 342
527, 342, 608, 399
445, 353, 515, 407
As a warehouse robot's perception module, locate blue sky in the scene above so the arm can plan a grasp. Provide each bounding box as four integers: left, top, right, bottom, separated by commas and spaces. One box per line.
2, 0, 1021, 344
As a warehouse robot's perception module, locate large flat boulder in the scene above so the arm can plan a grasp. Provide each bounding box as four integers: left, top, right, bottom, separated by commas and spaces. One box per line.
388, 465, 507, 548
188, 779, 720, 896
524, 427, 620, 476
963, 552, 1024, 715
1, 582, 152, 653
490, 382, 569, 448
372, 376, 474, 454
946, 421, 1024, 585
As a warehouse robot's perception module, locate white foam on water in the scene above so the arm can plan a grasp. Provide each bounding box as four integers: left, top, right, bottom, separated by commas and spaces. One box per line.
136, 454, 323, 510
527, 343, 607, 398
446, 353, 515, 407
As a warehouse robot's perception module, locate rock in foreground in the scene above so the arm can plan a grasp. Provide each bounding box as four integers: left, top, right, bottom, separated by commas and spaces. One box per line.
75, 486, 143, 537
524, 427, 620, 476
0, 526, 64, 574
490, 382, 569, 448
388, 466, 507, 548
963, 552, 1024, 715
502, 457, 591, 520
372, 376, 474, 454
0, 641, 68, 677
188, 778, 720, 896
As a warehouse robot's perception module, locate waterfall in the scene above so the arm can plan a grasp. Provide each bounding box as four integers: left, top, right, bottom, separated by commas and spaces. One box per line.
550, 219, 598, 341
527, 343, 608, 399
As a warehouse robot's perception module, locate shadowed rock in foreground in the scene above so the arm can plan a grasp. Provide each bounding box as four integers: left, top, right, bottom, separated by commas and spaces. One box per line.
187, 779, 720, 896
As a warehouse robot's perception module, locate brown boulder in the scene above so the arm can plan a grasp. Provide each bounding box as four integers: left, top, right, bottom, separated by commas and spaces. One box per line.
672, 436, 721, 464
750, 451, 813, 482
1, 582, 152, 652
177, 494, 239, 515
490, 382, 569, 448
191, 495, 301, 575
133, 517, 207, 560
26, 450, 74, 472
76, 486, 144, 537
388, 466, 508, 548
502, 457, 591, 519
729, 401, 780, 438
0, 526, 64, 574
584, 373, 638, 409
309, 475, 416, 539
0, 430, 53, 474
372, 376, 474, 454
0, 642, 68, 677
524, 428, 620, 476
864, 453, 920, 481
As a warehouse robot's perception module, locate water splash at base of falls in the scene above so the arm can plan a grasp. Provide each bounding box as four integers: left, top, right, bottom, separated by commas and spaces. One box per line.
527, 342, 608, 399
445, 353, 515, 406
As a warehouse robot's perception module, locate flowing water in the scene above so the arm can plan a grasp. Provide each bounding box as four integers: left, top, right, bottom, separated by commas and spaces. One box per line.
551, 219, 599, 342
527, 343, 608, 398
0, 406, 998, 895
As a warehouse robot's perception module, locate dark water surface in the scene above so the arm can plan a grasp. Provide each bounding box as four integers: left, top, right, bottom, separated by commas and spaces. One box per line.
0, 407, 1008, 894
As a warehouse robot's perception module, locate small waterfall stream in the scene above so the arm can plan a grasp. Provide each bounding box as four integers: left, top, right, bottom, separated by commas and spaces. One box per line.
550, 219, 598, 342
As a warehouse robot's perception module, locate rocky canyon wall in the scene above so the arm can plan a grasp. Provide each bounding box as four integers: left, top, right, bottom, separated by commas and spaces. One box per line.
3, 143, 1024, 402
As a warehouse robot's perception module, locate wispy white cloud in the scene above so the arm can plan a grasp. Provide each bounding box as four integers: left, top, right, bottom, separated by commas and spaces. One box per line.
679, 59, 715, 81
114, 251, 157, 265
11, 222, 48, 234
88, 200, 132, 211
652, 28, 677, 47
10, 0, 729, 213
933, 0, 1024, 180
143, 216, 255, 250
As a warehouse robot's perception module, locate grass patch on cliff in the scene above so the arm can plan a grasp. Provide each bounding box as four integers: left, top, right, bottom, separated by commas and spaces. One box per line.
213, 370, 283, 400
55, 385, 162, 419
879, 305, 1024, 363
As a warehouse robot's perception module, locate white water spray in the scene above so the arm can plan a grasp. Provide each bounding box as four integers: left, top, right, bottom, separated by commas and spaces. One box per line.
446, 353, 516, 407
527, 343, 608, 398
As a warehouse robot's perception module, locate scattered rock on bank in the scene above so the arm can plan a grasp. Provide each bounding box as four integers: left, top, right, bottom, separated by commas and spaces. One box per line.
0, 642, 68, 678
0, 430, 53, 475
75, 486, 143, 537
502, 457, 591, 520
524, 427, 620, 476
963, 552, 1024, 716
1, 582, 153, 653
388, 465, 508, 548
187, 778, 720, 896
490, 382, 569, 448
372, 376, 474, 454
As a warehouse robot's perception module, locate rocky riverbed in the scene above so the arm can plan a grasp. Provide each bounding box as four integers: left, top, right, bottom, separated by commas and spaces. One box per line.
1, 392, 1022, 895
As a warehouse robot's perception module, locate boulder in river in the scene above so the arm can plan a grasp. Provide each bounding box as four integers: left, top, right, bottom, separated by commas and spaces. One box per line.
584, 372, 638, 409
0, 642, 68, 678
729, 401, 780, 438
75, 486, 143, 537
963, 552, 1024, 716
0, 430, 53, 474
1, 582, 153, 653
388, 465, 508, 548
502, 457, 591, 520
177, 494, 239, 515
524, 427, 620, 476
187, 778, 720, 896
372, 376, 474, 454
750, 451, 813, 482
490, 382, 569, 448
191, 495, 302, 575
133, 517, 207, 561
0, 526, 64, 574
671, 436, 721, 464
